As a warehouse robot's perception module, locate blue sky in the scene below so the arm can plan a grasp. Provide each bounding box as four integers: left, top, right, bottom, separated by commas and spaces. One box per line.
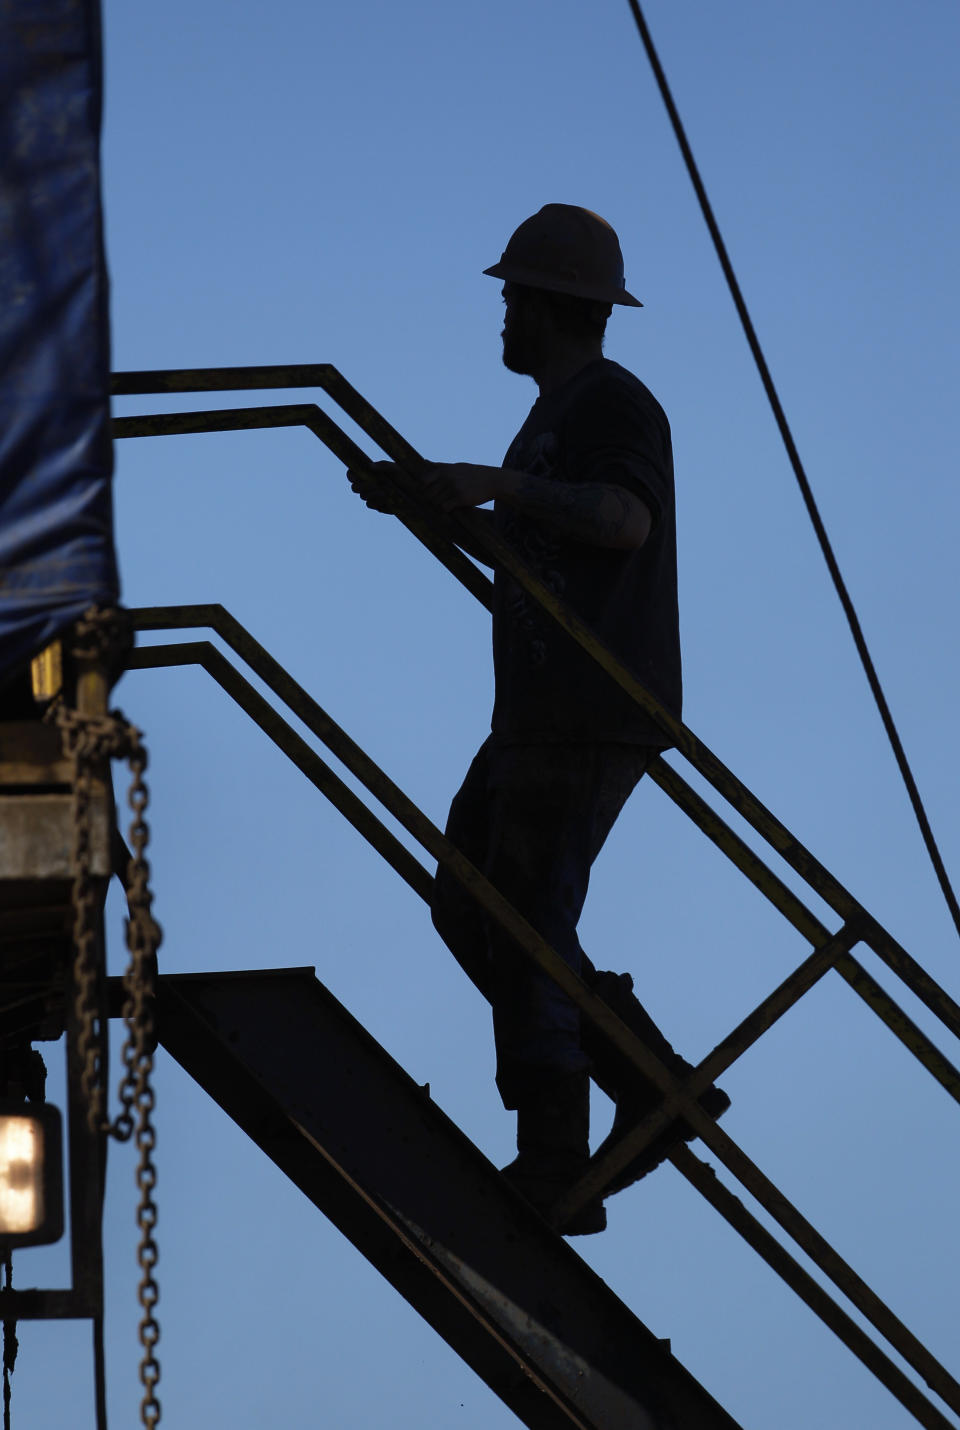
14, 1, 960, 1425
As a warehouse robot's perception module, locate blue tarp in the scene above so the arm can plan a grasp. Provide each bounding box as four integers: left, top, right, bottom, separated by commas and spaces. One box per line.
0, 0, 118, 690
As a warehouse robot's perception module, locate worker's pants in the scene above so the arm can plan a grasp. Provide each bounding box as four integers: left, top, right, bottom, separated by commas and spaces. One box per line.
430, 737, 651, 1109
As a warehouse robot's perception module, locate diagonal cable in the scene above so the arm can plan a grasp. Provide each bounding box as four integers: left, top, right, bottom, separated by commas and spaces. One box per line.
626, 0, 960, 942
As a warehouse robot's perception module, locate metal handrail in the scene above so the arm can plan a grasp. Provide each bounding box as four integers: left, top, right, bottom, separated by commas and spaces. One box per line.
128, 616, 960, 1429
127, 603, 960, 1113
112, 373, 960, 1049
113, 367, 960, 1427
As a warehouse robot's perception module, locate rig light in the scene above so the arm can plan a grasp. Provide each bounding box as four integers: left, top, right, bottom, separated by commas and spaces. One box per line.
0, 1103, 63, 1247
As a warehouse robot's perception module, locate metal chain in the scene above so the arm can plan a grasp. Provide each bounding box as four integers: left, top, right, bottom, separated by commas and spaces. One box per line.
107, 732, 161, 1147
56, 706, 111, 1134
53, 690, 162, 1429
46, 608, 134, 1134
115, 733, 162, 1429
135, 1074, 161, 1429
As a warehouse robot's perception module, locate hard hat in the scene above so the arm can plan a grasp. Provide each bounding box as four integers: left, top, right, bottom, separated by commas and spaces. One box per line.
483, 204, 642, 307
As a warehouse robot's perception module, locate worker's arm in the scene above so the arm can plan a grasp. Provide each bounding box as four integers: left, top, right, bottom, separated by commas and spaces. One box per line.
347, 461, 651, 554
346, 461, 499, 567
422, 463, 652, 551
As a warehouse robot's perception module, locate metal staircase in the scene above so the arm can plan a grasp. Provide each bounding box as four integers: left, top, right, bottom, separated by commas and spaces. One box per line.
155, 966, 743, 1430
106, 365, 960, 1430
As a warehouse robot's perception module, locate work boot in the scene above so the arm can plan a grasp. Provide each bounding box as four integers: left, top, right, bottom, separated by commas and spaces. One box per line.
501, 1070, 607, 1236
583, 971, 731, 1192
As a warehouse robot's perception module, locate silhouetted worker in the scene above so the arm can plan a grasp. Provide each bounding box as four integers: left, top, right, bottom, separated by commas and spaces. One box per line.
350, 204, 727, 1235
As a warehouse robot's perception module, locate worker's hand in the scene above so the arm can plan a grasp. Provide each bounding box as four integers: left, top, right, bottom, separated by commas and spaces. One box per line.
347, 461, 405, 514
421, 463, 506, 513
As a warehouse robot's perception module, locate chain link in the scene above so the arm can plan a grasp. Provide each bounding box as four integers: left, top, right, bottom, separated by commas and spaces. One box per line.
135, 1075, 161, 1428
116, 730, 162, 1429
55, 706, 135, 1134
53, 652, 162, 1429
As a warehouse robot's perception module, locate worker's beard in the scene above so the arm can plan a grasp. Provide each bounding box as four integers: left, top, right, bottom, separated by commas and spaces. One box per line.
501, 301, 539, 376
502, 332, 535, 375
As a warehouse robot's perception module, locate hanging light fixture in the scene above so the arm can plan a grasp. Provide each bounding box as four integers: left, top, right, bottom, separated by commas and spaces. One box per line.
0, 1103, 63, 1247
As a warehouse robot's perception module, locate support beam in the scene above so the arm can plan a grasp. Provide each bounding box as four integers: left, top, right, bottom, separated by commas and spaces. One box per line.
158, 968, 746, 1430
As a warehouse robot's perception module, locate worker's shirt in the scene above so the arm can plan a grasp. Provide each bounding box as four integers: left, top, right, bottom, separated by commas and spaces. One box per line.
491, 357, 681, 745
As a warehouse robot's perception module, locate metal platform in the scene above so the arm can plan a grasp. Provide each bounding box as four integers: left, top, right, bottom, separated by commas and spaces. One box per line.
157, 967, 746, 1430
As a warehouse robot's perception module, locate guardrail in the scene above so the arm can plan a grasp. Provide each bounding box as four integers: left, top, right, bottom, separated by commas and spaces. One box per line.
115, 367, 960, 1430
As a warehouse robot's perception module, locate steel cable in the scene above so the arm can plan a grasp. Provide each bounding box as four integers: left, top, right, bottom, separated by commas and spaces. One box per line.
626, 0, 960, 942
